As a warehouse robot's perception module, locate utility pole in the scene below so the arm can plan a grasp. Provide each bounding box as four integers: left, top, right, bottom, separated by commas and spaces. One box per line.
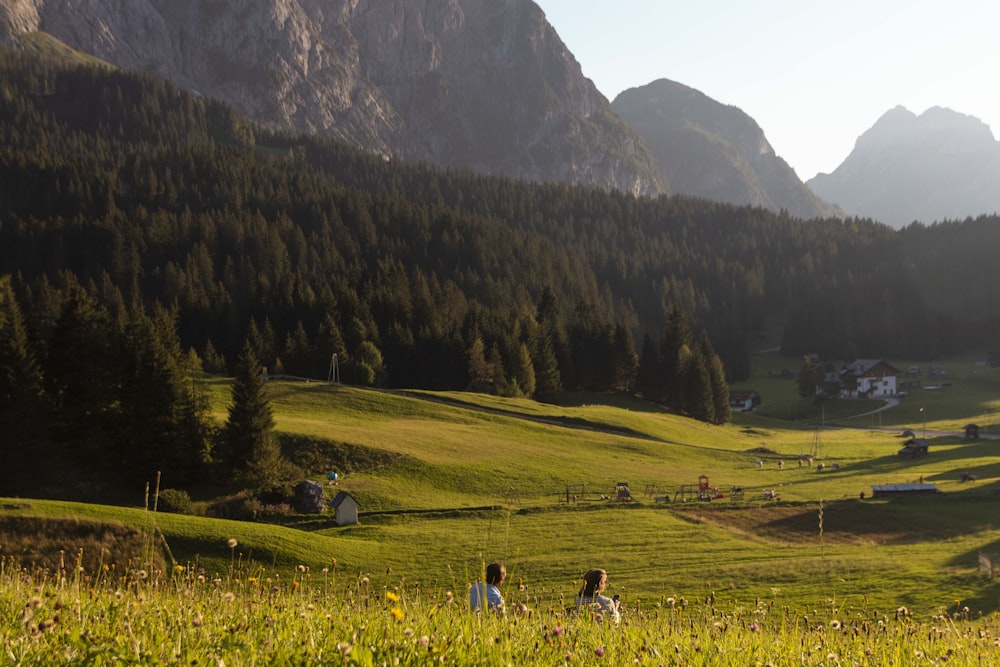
328, 353, 340, 384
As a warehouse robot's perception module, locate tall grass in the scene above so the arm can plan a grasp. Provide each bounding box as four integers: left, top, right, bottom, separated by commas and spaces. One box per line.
2, 553, 998, 665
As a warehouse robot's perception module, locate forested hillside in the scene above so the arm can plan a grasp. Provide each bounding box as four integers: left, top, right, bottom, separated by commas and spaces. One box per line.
2, 50, 1000, 404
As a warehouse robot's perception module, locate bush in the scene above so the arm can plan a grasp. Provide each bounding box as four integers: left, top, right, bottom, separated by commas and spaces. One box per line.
156, 488, 194, 515
206, 492, 261, 520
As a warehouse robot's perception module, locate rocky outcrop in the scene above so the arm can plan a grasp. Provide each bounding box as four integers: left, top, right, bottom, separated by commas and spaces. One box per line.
807, 106, 1000, 228
0, 0, 667, 196
613, 79, 837, 220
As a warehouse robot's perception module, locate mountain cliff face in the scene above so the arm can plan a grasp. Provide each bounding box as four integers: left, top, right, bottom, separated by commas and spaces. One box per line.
807, 106, 1000, 228
0, 0, 667, 196
612, 79, 837, 219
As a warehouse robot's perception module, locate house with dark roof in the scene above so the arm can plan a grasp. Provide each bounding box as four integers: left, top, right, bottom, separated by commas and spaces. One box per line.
898, 438, 930, 458
839, 359, 899, 398
729, 389, 761, 412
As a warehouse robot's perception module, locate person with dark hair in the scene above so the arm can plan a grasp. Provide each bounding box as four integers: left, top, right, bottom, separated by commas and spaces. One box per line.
576, 567, 620, 624
469, 562, 506, 613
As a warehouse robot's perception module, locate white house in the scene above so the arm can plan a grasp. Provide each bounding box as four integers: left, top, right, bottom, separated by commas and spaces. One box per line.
729, 389, 761, 412
839, 359, 899, 398
331, 491, 360, 526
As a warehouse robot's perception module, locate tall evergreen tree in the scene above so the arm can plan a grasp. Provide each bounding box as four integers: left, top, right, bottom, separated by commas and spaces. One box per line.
660, 306, 694, 411
532, 331, 561, 403
222, 340, 283, 495
700, 333, 730, 425
0, 276, 49, 493
635, 333, 661, 402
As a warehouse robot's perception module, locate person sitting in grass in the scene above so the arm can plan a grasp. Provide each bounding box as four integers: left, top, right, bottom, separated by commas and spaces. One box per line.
469, 562, 506, 614
576, 567, 620, 624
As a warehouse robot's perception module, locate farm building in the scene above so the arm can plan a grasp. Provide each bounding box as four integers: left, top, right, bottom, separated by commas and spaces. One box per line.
729, 389, 761, 412
898, 438, 930, 458
839, 359, 899, 398
331, 491, 360, 526
871, 483, 940, 498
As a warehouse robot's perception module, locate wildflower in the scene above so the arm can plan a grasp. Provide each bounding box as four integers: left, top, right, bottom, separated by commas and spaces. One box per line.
830, 619, 842, 630
174, 565, 185, 574
445, 591, 454, 604
749, 623, 760, 632
386, 591, 400, 602
418, 635, 430, 648
137, 570, 148, 580
321, 567, 329, 574
361, 576, 370, 585
28, 597, 43, 609
826, 653, 837, 662
192, 617, 202, 627
595, 646, 605, 658
227, 539, 238, 549
222, 592, 235, 603
896, 606, 909, 617
552, 624, 564, 637
336, 642, 353, 655
403, 627, 415, 637
292, 581, 300, 591
390, 607, 405, 622
297, 565, 307, 572
666, 596, 676, 608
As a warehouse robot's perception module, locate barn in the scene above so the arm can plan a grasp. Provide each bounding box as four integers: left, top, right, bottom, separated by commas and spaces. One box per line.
870, 483, 940, 498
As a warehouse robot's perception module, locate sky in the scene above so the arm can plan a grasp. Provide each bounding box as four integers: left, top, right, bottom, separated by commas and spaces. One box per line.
533, 0, 1000, 181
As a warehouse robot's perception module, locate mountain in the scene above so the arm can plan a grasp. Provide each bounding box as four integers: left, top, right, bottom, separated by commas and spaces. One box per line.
807, 106, 1000, 228
0, 0, 667, 196
612, 79, 838, 220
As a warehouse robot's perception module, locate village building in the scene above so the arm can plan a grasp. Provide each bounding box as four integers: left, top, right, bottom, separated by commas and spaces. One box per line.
838, 359, 899, 398
729, 389, 761, 413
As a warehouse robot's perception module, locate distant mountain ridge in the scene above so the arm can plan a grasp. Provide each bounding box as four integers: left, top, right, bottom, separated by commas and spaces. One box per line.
612, 79, 839, 220
0, 0, 667, 196
807, 106, 1000, 228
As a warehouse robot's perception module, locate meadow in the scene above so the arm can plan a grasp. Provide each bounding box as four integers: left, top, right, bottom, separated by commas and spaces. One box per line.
3, 352, 1000, 663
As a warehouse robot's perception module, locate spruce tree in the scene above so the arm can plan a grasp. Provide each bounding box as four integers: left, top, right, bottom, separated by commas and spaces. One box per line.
0, 276, 48, 492
700, 333, 731, 425
223, 340, 283, 495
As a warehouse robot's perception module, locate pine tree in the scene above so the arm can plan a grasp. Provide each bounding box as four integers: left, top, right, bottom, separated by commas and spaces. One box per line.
223, 340, 283, 495
532, 331, 561, 403
660, 306, 694, 411
635, 333, 661, 402
700, 333, 730, 424
682, 349, 715, 423
0, 276, 49, 492
512, 342, 536, 398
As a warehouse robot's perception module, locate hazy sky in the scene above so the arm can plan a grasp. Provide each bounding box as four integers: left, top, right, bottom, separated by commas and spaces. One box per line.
533, 0, 1000, 180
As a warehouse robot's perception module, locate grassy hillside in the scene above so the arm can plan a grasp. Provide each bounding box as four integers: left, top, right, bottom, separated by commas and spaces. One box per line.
5, 358, 1000, 616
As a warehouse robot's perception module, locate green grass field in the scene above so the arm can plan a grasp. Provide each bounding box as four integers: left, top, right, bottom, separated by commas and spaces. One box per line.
3, 355, 1000, 662
6, 355, 1000, 620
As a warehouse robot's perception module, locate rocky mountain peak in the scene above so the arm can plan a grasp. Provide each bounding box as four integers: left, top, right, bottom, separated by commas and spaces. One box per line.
808, 106, 1000, 227
612, 79, 837, 219
0, 0, 667, 196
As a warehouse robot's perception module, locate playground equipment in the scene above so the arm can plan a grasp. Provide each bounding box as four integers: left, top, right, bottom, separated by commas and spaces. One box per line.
674, 475, 724, 502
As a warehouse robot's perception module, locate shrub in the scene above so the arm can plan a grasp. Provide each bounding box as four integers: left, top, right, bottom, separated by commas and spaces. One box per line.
206, 492, 261, 520
156, 488, 194, 515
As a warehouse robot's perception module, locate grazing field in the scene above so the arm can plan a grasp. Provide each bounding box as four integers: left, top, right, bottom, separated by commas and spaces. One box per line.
3, 358, 1000, 662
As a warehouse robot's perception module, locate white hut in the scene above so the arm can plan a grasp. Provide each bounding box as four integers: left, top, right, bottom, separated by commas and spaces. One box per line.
331, 491, 360, 526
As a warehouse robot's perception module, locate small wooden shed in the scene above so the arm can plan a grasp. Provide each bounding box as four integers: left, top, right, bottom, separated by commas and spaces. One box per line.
898, 438, 929, 459
331, 491, 360, 526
